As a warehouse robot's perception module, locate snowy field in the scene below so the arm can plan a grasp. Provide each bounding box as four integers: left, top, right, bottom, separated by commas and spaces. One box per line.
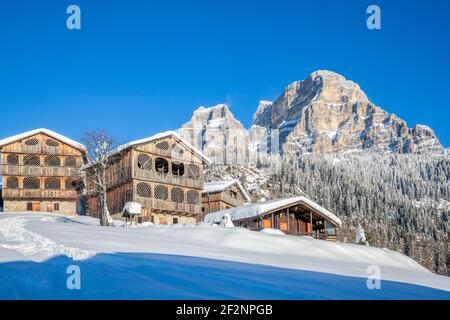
0, 212, 449, 300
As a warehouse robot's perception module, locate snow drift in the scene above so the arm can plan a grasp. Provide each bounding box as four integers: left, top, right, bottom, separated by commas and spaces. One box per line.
0, 212, 449, 299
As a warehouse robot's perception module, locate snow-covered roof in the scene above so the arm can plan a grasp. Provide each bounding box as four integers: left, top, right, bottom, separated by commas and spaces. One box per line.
122, 202, 142, 216
204, 196, 342, 227
203, 180, 251, 202
0, 128, 87, 151
110, 130, 211, 164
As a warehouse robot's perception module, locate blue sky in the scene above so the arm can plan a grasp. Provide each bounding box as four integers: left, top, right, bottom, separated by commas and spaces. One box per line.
0, 0, 449, 146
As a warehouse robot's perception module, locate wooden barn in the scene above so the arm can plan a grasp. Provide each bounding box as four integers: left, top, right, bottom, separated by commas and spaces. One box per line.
0, 129, 87, 215
88, 131, 211, 224
204, 196, 341, 241
202, 180, 250, 216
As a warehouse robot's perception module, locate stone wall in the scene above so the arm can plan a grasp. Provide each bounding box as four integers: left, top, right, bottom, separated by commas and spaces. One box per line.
3, 200, 77, 215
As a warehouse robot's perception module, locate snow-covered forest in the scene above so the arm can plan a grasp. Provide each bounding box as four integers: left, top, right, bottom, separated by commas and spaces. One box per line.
205, 152, 450, 276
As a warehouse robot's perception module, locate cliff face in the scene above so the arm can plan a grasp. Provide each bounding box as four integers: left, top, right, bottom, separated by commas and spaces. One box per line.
180, 71, 443, 164
179, 104, 250, 164
253, 70, 443, 155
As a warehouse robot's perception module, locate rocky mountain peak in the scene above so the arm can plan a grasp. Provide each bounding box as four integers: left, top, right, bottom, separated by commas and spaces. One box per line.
252, 70, 443, 155
179, 71, 444, 164
180, 104, 250, 164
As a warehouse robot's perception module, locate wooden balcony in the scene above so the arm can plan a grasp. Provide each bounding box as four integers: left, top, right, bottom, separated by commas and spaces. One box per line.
219, 193, 243, 207
2, 188, 78, 200
134, 196, 202, 215
1, 165, 81, 177
132, 169, 203, 189
2, 145, 79, 156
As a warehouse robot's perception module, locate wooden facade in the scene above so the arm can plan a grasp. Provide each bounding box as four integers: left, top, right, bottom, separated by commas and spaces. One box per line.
202, 180, 250, 217
88, 132, 210, 224
205, 197, 341, 241
0, 129, 87, 215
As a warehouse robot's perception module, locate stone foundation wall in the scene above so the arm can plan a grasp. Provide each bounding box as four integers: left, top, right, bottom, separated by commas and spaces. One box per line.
3, 200, 77, 215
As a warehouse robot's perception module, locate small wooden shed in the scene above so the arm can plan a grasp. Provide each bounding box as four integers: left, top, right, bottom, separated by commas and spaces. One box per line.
204, 196, 342, 241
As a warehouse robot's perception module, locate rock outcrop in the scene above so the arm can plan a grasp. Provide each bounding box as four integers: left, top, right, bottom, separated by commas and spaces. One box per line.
252, 70, 443, 155
179, 104, 250, 164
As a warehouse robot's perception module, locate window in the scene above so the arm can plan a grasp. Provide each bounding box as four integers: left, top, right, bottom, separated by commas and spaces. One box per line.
46, 139, 60, 147
154, 185, 168, 200
186, 164, 200, 179
27, 203, 33, 211
186, 190, 199, 205
156, 141, 170, 151
6, 154, 19, 165
65, 179, 76, 190
7, 177, 19, 189
44, 156, 61, 167
230, 190, 238, 199
23, 177, 40, 189
54, 203, 60, 211
171, 187, 184, 203
25, 138, 39, 146
172, 161, 185, 176
136, 182, 152, 198
155, 157, 169, 173
65, 156, 77, 167
23, 155, 40, 166
45, 178, 61, 190
172, 144, 184, 157
137, 154, 152, 170
173, 217, 179, 225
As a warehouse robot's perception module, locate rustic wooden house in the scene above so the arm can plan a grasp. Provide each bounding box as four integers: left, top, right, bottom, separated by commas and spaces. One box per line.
204, 196, 341, 241
88, 131, 211, 224
0, 129, 87, 215
202, 180, 250, 216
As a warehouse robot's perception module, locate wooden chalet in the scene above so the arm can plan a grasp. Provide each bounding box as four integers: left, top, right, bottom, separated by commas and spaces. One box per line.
202, 180, 250, 216
88, 131, 211, 224
0, 129, 87, 215
204, 196, 341, 241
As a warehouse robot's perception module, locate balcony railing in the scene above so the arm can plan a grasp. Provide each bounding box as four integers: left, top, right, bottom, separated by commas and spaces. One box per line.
1, 165, 81, 177
2, 188, 78, 199
132, 169, 203, 189
134, 196, 202, 214
2, 145, 79, 156
219, 193, 243, 207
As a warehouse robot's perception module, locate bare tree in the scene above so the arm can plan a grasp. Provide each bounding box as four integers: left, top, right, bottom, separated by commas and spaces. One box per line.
81, 131, 115, 226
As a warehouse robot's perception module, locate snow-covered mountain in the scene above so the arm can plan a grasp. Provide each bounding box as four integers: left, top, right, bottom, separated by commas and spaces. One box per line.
180, 71, 444, 162
253, 70, 443, 155
180, 104, 251, 164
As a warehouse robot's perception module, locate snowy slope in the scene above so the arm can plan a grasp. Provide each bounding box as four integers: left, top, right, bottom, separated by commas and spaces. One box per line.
0, 212, 449, 299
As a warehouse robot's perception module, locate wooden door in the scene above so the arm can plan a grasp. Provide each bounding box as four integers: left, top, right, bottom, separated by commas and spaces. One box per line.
159, 215, 167, 225
298, 220, 307, 234
142, 208, 151, 221
32, 203, 41, 212
289, 215, 298, 234
46, 204, 54, 212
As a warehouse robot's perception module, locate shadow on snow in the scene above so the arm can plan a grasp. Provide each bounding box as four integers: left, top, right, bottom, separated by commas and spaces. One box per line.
0, 253, 449, 300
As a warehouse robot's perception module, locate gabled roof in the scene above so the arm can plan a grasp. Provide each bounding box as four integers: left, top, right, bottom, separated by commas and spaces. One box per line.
204, 196, 342, 227
0, 128, 87, 151
110, 130, 211, 164
203, 180, 251, 202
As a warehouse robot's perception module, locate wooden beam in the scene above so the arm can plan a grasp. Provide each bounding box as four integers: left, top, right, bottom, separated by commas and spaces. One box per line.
287, 208, 290, 233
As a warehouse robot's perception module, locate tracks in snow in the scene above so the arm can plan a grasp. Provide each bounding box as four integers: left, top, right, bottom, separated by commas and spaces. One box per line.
0, 216, 95, 261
